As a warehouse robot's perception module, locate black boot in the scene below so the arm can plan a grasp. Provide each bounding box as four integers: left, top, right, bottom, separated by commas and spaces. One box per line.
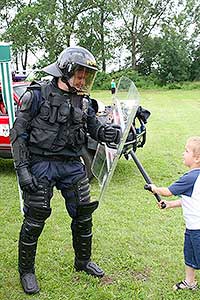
20, 272, 39, 295
72, 202, 104, 278
74, 258, 104, 277
18, 218, 44, 294
19, 240, 40, 294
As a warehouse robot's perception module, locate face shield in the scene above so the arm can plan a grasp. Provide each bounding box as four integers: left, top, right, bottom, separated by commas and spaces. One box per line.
68, 66, 97, 95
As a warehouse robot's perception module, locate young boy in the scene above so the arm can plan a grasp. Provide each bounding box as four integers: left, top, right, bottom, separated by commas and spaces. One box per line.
149, 136, 200, 291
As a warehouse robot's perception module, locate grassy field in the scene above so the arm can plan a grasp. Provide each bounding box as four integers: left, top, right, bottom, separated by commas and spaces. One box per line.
0, 88, 200, 300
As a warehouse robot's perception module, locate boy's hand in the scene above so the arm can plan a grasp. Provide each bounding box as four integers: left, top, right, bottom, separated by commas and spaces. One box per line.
158, 200, 169, 209
144, 184, 166, 209
148, 184, 157, 194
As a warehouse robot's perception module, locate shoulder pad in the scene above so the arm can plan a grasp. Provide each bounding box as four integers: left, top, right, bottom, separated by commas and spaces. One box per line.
28, 80, 52, 100
28, 80, 44, 90
28, 80, 50, 99
20, 90, 33, 111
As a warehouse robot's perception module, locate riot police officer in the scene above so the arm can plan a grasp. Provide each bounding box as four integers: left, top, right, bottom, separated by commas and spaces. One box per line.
10, 46, 121, 294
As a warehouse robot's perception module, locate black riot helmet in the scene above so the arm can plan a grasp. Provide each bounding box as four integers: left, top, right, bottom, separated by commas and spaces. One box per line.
43, 46, 98, 94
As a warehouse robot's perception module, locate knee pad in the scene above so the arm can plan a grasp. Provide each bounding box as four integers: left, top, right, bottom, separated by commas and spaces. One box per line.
24, 206, 52, 222
23, 181, 53, 221
77, 201, 99, 218
20, 218, 44, 243
62, 174, 92, 218
71, 201, 99, 231
23, 181, 53, 208
62, 174, 90, 204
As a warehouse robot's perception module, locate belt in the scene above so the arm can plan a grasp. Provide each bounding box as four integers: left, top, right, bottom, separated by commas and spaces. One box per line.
30, 154, 81, 163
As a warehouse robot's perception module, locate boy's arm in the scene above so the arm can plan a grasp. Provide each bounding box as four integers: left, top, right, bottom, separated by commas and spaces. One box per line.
149, 184, 182, 209
149, 184, 172, 196
163, 199, 182, 208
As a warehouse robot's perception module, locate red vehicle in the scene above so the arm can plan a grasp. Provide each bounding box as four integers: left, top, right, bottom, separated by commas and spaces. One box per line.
0, 81, 30, 158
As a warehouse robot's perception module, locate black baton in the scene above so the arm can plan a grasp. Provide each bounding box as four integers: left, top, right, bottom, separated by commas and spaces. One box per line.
129, 150, 166, 209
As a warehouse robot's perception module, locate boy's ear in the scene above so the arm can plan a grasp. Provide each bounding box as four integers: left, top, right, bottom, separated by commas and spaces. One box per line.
194, 155, 200, 164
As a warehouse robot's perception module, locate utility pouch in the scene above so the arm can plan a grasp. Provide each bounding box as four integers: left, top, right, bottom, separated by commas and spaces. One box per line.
57, 102, 71, 123
72, 107, 83, 124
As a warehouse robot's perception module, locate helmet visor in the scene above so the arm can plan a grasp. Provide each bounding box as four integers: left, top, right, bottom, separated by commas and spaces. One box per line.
68, 66, 96, 94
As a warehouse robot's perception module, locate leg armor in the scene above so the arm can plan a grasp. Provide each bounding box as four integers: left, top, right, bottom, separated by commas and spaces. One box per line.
71, 201, 99, 262
62, 174, 104, 277
19, 181, 53, 275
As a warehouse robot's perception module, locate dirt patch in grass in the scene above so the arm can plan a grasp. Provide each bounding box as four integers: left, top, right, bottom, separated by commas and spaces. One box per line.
130, 267, 151, 282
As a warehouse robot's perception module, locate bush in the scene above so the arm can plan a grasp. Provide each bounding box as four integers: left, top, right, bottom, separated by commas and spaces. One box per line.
93, 68, 200, 91
93, 69, 156, 90
93, 72, 112, 90
180, 81, 200, 90
167, 83, 182, 90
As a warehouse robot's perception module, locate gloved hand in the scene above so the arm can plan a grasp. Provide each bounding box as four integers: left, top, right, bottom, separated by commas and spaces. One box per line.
17, 166, 38, 193
98, 124, 121, 144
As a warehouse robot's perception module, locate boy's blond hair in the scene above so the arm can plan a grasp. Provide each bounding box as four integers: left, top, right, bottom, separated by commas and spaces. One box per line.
187, 136, 200, 157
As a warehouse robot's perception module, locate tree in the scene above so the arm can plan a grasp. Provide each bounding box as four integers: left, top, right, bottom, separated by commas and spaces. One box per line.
2, 0, 97, 70
1, 0, 199, 82
75, 0, 117, 72
184, 0, 200, 80
0, 0, 25, 32
155, 0, 200, 83
114, 0, 176, 70
1, 1, 41, 71
136, 36, 161, 75
190, 46, 200, 80
155, 28, 191, 84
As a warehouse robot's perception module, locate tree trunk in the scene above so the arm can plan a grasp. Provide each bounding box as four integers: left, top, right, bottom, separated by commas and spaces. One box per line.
100, 10, 106, 72
131, 34, 136, 70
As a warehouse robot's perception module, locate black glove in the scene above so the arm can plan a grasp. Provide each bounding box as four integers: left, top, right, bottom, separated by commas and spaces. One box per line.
98, 124, 121, 144
17, 166, 38, 193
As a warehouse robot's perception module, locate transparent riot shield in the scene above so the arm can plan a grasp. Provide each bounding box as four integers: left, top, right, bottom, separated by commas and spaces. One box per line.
91, 76, 140, 201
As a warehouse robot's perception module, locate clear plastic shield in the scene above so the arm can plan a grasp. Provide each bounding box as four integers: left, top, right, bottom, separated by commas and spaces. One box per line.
91, 76, 140, 201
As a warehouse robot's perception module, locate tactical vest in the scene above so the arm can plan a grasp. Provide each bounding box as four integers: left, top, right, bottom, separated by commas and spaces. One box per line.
28, 81, 88, 156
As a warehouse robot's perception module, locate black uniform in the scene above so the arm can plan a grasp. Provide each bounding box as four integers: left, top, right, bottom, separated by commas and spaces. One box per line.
10, 44, 122, 295
10, 78, 119, 287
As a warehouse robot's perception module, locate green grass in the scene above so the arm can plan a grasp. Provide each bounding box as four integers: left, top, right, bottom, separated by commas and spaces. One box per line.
0, 88, 200, 299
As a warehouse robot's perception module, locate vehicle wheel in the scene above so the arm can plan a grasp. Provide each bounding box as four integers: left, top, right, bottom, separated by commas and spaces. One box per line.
81, 146, 96, 181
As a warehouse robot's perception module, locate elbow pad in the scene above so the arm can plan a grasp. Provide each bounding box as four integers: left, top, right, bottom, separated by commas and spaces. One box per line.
10, 117, 31, 168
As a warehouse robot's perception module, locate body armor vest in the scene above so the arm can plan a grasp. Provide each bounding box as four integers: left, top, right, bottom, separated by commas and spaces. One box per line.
28, 82, 87, 156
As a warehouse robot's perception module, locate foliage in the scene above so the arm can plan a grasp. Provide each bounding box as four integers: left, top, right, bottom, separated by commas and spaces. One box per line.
94, 68, 200, 90
93, 69, 149, 90
1, 88, 200, 300
155, 28, 191, 85
0, 0, 199, 84
1, 0, 97, 69
114, 0, 175, 69
93, 71, 111, 90
136, 36, 161, 76
76, 0, 117, 72
2, 3, 40, 70
190, 46, 200, 81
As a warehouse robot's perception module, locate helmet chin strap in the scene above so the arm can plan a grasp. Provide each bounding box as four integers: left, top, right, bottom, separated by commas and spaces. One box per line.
61, 76, 78, 93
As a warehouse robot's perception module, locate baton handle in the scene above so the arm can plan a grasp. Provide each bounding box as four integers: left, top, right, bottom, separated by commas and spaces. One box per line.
129, 150, 166, 209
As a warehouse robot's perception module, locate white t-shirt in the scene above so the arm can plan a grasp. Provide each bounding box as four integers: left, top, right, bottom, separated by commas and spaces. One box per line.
168, 168, 200, 229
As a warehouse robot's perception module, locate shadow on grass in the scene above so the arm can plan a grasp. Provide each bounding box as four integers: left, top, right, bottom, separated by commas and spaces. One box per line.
0, 158, 15, 174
